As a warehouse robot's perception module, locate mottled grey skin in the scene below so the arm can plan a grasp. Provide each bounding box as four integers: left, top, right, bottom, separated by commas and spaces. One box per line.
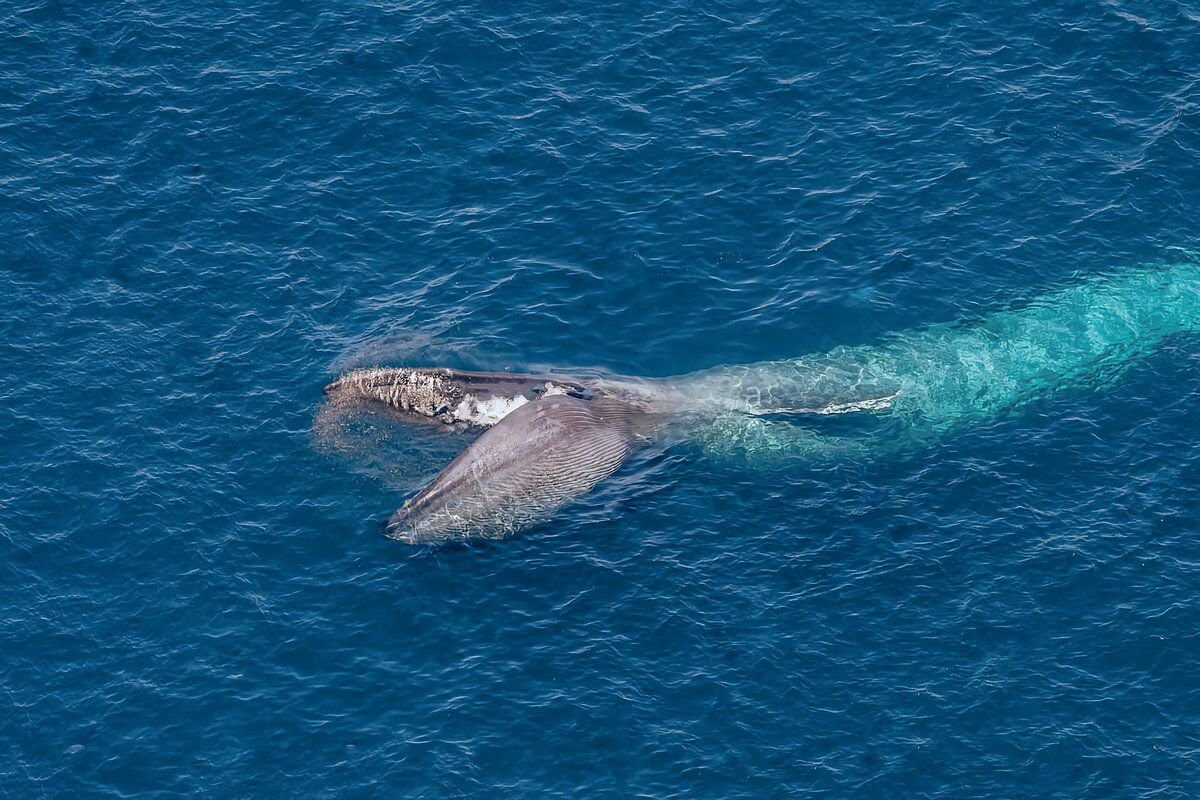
323, 367, 593, 426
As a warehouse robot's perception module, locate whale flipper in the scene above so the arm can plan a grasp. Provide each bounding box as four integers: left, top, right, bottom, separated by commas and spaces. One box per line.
384, 394, 640, 543
746, 391, 900, 416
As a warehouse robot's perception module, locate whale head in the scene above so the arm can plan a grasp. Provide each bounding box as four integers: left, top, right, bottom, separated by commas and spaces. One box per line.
324, 367, 590, 427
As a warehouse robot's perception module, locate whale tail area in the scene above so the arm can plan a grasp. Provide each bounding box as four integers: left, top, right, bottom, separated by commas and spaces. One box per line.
691, 262, 1200, 462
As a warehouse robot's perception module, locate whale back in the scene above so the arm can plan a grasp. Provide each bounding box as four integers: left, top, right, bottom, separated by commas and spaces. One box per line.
384, 394, 640, 543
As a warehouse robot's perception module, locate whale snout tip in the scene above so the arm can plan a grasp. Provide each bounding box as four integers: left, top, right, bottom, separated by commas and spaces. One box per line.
323, 372, 365, 401
382, 509, 424, 545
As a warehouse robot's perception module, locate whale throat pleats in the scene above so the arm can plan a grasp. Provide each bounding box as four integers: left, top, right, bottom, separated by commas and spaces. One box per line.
384, 395, 640, 543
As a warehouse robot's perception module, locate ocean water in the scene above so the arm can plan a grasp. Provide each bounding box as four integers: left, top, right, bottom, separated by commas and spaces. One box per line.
4, 0, 1200, 796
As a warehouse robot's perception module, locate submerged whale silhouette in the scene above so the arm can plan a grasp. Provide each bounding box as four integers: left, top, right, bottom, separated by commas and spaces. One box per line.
324, 263, 1200, 543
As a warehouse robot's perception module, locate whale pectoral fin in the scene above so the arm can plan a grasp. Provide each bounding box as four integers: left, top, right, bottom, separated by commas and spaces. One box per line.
748, 390, 900, 416
384, 395, 638, 543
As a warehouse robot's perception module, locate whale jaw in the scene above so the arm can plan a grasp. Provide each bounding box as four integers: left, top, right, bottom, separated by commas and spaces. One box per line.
324, 367, 589, 427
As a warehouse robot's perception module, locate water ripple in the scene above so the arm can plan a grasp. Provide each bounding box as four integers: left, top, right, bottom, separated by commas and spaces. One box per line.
3, 0, 1200, 796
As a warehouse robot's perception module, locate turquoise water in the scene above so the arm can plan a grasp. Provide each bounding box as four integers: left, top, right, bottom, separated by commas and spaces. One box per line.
5, 1, 1200, 797
691, 262, 1200, 461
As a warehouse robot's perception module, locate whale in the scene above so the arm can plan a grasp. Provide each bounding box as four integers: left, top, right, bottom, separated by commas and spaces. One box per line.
324, 262, 1200, 543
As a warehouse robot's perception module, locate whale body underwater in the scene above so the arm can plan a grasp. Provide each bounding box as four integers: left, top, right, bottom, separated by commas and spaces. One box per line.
324, 263, 1200, 544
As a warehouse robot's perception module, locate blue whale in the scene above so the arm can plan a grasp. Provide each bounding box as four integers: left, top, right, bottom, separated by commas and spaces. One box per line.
325, 263, 1200, 543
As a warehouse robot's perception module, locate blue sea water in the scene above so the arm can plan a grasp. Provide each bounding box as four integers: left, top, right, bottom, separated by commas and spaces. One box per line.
4, 0, 1200, 796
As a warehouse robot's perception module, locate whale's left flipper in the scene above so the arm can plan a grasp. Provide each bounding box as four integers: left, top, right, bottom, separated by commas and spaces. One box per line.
746, 392, 899, 416
384, 394, 641, 543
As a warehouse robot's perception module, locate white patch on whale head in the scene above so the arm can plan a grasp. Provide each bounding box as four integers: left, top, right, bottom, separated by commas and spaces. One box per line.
452, 394, 530, 425
448, 382, 577, 426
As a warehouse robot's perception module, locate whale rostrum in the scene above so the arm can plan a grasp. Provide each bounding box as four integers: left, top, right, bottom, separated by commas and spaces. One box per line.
325, 263, 1200, 543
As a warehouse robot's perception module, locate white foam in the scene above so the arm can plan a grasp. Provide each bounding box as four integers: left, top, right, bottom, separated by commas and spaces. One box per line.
452, 394, 529, 425
448, 382, 576, 426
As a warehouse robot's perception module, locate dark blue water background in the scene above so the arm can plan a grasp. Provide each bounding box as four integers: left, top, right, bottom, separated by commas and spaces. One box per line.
4, 1, 1200, 796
